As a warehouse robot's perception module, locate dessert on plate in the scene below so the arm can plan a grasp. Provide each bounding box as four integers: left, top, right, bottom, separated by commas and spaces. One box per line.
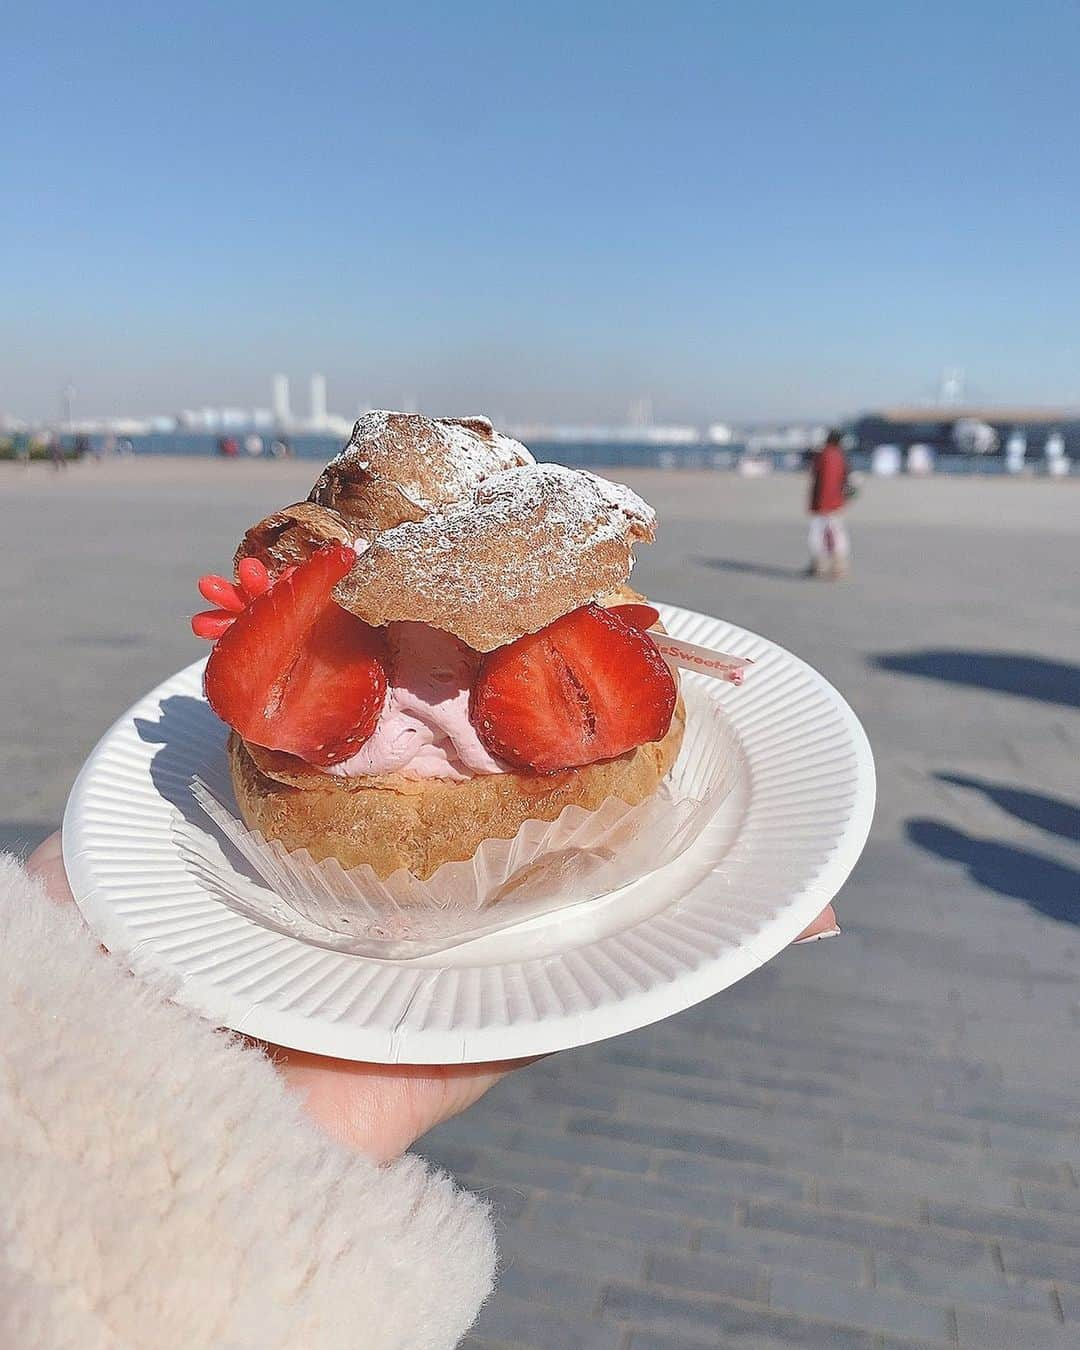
192, 411, 684, 880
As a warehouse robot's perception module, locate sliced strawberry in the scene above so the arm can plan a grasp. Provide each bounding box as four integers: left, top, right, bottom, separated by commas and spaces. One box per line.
192, 609, 235, 640
191, 559, 278, 641
608, 602, 660, 632
203, 544, 387, 766
198, 573, 247, 613
236, 556, 272, 599
470, 602, 676, 773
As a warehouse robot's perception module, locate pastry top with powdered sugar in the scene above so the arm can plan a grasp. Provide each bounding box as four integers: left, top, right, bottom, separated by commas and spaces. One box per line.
309, 410, 535, 532
234, 411, 658, 651
333, 461, 656, 651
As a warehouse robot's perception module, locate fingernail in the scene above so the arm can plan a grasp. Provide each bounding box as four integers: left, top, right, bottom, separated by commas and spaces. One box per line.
794, 925, 842, 944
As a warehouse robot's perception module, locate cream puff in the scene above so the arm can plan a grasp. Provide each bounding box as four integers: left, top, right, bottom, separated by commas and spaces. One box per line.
192, 413, 682, 880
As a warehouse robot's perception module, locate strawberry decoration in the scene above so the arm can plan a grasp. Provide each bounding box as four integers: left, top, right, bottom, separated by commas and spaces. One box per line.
198, 544, 388, 767
608, 602, 660, 632
470, 602, 676, 773
191, 557, 276, 639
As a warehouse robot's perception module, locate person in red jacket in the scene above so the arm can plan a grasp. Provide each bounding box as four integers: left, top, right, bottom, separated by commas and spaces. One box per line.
807, 429, 851, 579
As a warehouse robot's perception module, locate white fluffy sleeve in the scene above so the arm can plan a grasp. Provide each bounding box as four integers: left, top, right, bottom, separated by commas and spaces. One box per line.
0, 857, 496, 1350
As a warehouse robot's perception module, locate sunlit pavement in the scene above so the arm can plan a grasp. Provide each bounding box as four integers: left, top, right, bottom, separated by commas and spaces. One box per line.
4, 461, 1079, 1349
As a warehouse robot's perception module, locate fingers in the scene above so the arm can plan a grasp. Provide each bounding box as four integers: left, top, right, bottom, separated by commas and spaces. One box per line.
794, 904, 840, 943
25, 831, 75, 906
267, 1045, 534, 1162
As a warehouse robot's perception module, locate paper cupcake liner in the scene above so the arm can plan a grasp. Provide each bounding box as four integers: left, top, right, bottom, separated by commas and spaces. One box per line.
175, 681, 740, 959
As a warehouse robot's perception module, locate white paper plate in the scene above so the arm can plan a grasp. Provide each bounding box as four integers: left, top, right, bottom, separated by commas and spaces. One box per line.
62, 604, 874, 1064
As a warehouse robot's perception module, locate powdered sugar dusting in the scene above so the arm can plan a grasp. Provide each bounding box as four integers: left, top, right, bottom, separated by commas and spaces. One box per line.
373, 465, 653, 605
476, 463, 655, 543
332, 463, 659, 649
324, 410, 535, 514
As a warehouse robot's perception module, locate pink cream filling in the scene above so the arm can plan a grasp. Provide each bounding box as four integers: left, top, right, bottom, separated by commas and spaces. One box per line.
325, 621, 506, 782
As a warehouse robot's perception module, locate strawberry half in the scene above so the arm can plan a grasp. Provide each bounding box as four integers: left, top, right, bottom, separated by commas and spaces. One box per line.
470, 603, 677, 773
608, 602, 660, 631
203, 544, 387, 766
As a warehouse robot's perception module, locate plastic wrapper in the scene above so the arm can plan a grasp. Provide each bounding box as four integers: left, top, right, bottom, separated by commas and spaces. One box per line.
175, 680, 741, 959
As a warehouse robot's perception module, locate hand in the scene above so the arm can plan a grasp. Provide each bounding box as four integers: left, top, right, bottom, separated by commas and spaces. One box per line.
26, 832, 836, 1162
26, 832, 525, 1161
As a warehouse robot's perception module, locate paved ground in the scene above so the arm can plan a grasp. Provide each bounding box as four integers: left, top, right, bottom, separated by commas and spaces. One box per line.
3, 458, 1079, 1348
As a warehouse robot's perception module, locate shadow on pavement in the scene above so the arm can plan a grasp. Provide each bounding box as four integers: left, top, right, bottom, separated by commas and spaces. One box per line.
698, 557, 807, 581
873, 650, 1080, 709
906, 818, 1080, 924
936, 773, 1080, 843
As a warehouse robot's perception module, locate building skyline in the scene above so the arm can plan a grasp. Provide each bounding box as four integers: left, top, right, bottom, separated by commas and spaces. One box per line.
6, 360, 1080, 467
310, 374, 327, 428
5, 365, 1079, 442
271, 375, 291, 427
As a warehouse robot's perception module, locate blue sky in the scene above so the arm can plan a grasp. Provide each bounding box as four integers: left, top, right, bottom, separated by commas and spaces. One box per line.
3, 0, 1079, 423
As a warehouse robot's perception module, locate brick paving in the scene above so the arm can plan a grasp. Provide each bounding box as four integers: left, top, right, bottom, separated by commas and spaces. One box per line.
3, 461, 1079, 1346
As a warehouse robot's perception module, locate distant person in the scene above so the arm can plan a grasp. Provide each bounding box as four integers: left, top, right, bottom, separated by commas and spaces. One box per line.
806, 429, 851, 579
906, 443, 934, 476
47, 434, 67, 472
217, 436, 239, 458
1044, 430, 1068, 478
1004, 429, 1026, 475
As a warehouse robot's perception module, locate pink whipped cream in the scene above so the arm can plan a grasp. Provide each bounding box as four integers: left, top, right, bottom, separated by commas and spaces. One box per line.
326, 621, 506, 782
